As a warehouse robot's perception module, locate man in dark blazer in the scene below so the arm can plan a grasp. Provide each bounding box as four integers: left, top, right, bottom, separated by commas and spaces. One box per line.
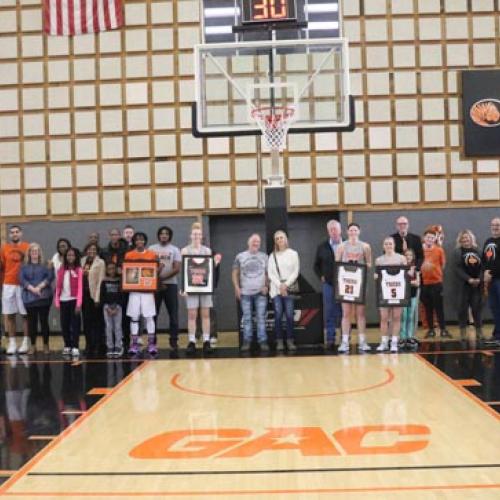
314, 220, 343, 350
391, 216, 424, 269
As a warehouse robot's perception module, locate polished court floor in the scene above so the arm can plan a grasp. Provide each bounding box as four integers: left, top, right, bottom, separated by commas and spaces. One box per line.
0, 330, 498, 498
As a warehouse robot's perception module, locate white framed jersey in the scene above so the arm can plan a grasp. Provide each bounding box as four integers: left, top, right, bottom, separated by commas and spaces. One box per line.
335, 262, 367, 304
375, 266, 411, 307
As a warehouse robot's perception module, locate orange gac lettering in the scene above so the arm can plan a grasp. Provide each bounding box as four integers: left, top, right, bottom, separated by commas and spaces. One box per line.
219, 427, 340, 458
333, 425, 430, 455
129, 429, 251, 459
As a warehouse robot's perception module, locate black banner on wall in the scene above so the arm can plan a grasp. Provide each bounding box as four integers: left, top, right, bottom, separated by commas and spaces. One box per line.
462, 70, 500, 157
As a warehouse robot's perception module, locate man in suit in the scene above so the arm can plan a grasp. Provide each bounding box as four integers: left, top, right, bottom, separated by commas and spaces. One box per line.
314, 220, 343, 351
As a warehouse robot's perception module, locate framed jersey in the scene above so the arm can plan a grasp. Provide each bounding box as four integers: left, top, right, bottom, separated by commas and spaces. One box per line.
122, 261, 158, 292
334, 263, 367, 304
182, 255, 214, 294
375, 266, 410, 307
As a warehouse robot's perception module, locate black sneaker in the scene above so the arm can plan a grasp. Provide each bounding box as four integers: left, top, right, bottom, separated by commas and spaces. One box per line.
203, 341, 213, 355
439, 330, 453, 339
424, 330, 436, 338
186, 341, 196, 355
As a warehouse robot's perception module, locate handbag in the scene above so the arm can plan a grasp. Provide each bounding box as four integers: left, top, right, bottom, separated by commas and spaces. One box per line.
273, 252, 299, 295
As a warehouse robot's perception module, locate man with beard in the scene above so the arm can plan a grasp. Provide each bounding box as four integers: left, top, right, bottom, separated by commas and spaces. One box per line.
1, 226, 30, 355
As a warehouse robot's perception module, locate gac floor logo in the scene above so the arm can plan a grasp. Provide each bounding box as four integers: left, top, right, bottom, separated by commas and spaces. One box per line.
130, 425, 430, 459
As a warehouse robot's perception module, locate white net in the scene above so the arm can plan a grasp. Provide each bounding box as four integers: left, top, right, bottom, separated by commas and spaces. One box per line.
251, 106, 296, 151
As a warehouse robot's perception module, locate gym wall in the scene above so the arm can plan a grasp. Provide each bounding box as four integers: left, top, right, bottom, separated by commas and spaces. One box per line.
0, 0, 499, 219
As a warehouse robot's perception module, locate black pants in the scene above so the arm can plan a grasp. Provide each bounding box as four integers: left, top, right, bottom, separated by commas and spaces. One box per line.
60, 300, 81, 349
155, 284, 179, 346
27, 305, 50, 346
122, 294, 130, 350
457, 284, 482, 329
421, 283, 445, 331
82, 296, 102, 354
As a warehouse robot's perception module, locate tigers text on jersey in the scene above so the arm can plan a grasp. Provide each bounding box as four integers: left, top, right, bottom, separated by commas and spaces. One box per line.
380, 269, 407, 303
337, 266, 363, 301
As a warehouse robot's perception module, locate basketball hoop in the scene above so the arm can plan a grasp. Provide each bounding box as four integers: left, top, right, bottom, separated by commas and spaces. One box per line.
251, 105, 296, 151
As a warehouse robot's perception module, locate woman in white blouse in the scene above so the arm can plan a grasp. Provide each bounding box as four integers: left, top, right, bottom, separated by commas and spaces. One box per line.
267, 230, 300, 351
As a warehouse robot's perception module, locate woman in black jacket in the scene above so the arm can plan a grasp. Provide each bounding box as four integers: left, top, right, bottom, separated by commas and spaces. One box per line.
453, 230, 483, 341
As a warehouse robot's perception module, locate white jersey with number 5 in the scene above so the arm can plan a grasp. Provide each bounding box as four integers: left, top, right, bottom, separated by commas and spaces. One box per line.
381, 269, 406, 301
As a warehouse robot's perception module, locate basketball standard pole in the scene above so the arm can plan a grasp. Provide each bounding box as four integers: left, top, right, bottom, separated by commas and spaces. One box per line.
264, 29, 288, 253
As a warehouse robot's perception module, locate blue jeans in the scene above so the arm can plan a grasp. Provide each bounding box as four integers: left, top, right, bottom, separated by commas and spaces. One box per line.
273, 295, 295, 341
241, 294, 268, 343
488, 278, 500, 338
322, 282, 342, 343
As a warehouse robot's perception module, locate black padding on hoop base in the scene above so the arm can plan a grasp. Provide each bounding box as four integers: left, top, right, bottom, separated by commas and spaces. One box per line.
191, 95, 356, 138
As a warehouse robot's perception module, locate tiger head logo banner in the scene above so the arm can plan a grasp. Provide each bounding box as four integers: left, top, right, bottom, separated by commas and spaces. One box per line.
462, 70, 500, 157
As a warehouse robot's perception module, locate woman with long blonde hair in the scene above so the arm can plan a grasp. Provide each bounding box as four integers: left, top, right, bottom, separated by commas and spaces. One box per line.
19, 243, 54, 354
453, 229, 483, 341
267, 230, 300, 351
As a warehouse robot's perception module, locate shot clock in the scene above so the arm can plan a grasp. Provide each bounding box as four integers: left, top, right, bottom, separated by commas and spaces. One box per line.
241, 0, 297, 24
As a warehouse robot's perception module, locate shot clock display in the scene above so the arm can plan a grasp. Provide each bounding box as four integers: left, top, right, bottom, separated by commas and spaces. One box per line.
241, 0, 297, 24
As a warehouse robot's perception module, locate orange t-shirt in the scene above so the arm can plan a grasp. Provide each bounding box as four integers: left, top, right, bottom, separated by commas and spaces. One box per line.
125, 249, 157, 262
0, 242, 30, 285
421, 245, 446, 285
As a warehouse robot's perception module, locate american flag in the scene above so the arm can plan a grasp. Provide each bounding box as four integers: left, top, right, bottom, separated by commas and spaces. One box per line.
43, 0, 123, 36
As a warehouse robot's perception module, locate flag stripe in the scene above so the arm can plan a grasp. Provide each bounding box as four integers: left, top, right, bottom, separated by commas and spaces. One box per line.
68, 0, 75, 36
43, 0, 123, 36
80, 0, 87, 34
103, 0, 111, 31
56, 0, 63, 35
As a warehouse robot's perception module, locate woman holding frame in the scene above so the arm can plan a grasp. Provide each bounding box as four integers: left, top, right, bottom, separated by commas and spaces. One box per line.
181, 222, 219, 356
374, 237, 407, 353
335, 223, 372, 354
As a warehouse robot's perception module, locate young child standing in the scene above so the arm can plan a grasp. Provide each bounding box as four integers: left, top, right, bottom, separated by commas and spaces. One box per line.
399, 248, 421, 350
100, 262, 124, 358
55, 247, 83, 358
420, 230, 452, 339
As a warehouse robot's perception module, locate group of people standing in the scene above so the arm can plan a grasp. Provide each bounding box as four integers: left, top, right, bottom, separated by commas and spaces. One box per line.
1, 215, 499, 357
311, 215, 500, 353
1, 224, 185, 357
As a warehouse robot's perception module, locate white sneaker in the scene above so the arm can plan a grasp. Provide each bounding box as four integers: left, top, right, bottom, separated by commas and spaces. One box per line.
6, 338, 17, 356
358, 342, 372, 352
338, 342, 350, 353
276, 339, 284, 351
71, 348, 80, 357
376, 341, 389, 352
62, 347, 71, 356
210, 337, 218, 347
18, 337, 30, 354
390, 342, 399, 353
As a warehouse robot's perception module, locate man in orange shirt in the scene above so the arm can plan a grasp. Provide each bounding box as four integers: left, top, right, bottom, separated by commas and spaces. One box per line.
420, 230, 452, 339
124, 232, 159, 356
1, 226, 30, 355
